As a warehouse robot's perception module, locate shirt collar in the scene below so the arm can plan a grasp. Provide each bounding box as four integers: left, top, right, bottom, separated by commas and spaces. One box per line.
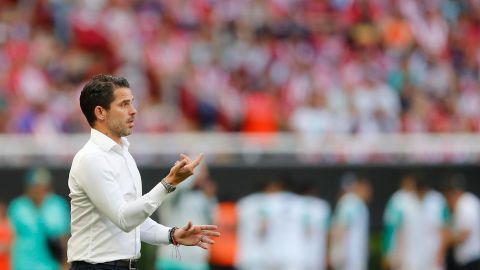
90, 129, 129, 152
121, 136, 130, 149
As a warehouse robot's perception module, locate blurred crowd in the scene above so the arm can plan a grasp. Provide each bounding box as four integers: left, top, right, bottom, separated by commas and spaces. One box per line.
1, 0, 480, 134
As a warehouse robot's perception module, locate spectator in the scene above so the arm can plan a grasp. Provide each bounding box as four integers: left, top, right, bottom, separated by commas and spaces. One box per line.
380, 4, 414, 55
289, 90, 332, 137
7, 167, 70, 270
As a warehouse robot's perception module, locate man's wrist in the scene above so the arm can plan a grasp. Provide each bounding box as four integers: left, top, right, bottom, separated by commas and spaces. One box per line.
163, 176, 177, 185
161, 178, 177, 193
169, 227, 179, 246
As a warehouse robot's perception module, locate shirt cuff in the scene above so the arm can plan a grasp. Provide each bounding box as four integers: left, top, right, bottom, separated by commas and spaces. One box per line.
158, 225, 171, 244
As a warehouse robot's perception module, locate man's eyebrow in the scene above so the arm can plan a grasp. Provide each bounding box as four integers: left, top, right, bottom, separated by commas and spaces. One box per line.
119, 98, 133, 104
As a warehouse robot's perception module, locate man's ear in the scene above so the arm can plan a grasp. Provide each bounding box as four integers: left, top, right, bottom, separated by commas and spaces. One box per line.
94, 106, 106, 121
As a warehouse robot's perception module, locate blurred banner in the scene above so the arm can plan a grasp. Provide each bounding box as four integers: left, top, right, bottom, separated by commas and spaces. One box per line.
1, 133, 480, 166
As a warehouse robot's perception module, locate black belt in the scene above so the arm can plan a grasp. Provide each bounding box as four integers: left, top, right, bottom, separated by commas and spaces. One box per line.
72, 259, 138, 269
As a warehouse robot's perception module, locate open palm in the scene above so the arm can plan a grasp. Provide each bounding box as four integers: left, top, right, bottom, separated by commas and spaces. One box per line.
174, 221, 220, 249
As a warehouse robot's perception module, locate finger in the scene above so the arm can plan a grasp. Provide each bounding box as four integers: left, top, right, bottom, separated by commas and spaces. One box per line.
170, 160, 187, 174
202, 231, 221, 237
186, 153, 203, 169
197, 242, 209, 250
180, 154, 191, 163
200, 236, 216, 244
199, 224, 218, 231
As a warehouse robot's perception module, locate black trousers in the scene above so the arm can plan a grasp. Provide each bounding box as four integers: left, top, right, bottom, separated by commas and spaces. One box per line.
70, 261, 137, 270
458, 259, 480, 270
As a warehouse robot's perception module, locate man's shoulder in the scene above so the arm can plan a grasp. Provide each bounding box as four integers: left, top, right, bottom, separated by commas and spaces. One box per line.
460, 193, 480, 208
8, 196, 29, 209
7, 196, 33, 218
425, 190, 446, 204
303, 195, 330, 209
72, 141, 106, 164
388, 190, 413, 205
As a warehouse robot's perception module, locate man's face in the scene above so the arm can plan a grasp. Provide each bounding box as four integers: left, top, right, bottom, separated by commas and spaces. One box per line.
105, 87, 137, 138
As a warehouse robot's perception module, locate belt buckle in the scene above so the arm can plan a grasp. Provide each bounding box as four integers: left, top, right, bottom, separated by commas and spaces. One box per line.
129, 259, 137, 270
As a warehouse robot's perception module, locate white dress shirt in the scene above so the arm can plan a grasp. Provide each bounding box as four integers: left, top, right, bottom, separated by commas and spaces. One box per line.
67, 129, 170, 263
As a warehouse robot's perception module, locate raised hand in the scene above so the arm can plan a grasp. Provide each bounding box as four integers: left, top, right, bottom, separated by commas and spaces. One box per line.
164, 154, 204, 185
173, 221, 220, 250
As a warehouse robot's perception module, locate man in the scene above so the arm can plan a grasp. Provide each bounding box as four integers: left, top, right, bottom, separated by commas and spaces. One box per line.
382, 173, 449, 270
298, 186, 331, 270
443, 174, 480, 270
235, 190, 265, 270
8, 167, 70, 270
236, 179, 296, 270
330, 175, 371, 270
68, 74, 220, 270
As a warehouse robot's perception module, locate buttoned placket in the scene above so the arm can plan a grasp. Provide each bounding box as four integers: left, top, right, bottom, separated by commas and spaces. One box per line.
121, 144, 142, 258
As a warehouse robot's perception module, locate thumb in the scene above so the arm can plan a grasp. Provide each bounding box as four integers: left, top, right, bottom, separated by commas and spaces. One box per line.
182, 221, 193, 231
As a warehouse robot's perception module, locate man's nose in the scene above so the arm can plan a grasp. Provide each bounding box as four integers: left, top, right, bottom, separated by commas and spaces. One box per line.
131, 106, 137, 115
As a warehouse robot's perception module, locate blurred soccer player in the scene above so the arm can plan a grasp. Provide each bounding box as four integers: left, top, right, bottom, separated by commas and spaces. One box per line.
382, 173, 449, 270
330, 175, 372, 270
236, 178, 304, 270
297, 185, 331, 270
443, 174, 480, 270
8, 168, 70, 270
235, 183, 270, 270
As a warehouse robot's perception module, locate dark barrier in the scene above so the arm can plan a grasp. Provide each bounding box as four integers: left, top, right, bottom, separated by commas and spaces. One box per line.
1, 164, 479, 229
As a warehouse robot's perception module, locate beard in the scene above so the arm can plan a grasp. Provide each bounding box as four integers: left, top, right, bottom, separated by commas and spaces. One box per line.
107, 118, 133, 138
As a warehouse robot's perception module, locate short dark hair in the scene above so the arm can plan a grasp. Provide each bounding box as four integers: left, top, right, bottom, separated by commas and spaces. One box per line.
80, 74, 130, 127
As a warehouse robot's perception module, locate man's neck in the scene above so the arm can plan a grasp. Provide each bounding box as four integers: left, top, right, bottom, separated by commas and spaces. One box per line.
93, 126, 121, 144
